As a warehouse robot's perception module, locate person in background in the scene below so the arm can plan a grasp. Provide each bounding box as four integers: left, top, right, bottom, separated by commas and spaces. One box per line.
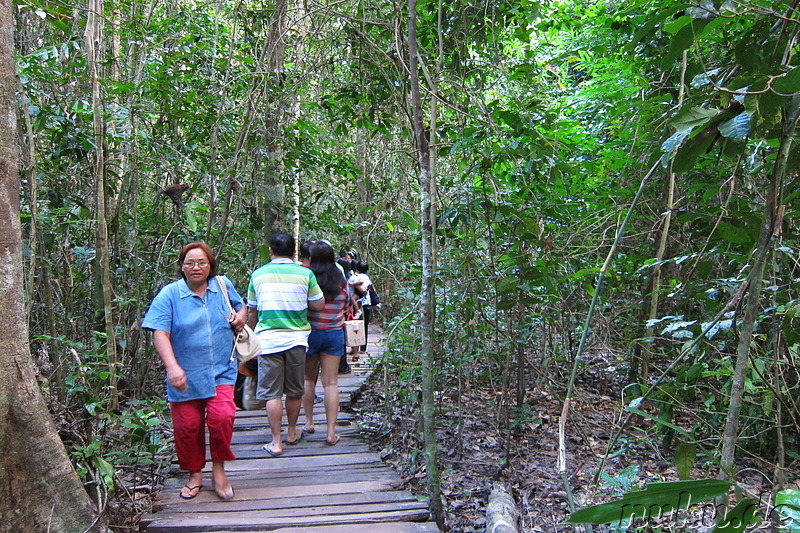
298, 239, 315, 266
247, 232, 324, 457
335, 255, 354, 374
302, 241, 349, 445
349, 260, 375, 361
142, 242, 246, 501
298, 239, 323, 403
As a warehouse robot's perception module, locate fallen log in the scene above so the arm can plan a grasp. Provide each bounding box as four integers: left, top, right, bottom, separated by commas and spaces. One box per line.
486, 482, 519, 533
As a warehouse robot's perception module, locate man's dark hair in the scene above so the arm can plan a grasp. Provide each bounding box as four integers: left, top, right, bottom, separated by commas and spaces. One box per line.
270, 232, 296, 257
354, 259, 368, 273
299, 239, 315, 261
336, 257, 352, 276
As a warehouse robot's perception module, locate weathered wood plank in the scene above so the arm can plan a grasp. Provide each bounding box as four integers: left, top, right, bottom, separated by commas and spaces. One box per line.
154, 489, 422, 514
154, 472, 405, 502
200, 524, 440, 533
266, 523, 441, 533
144, 506, 431, 533
228, 427, 361, 445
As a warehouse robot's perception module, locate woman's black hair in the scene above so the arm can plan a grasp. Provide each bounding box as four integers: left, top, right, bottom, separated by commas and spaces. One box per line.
310, 242, 346, 300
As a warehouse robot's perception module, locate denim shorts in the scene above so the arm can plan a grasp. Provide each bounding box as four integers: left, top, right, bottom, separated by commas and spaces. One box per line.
306, 328, 345, 357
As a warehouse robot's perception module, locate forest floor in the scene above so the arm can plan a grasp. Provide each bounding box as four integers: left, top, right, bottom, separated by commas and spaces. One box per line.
351, 350, 789, 533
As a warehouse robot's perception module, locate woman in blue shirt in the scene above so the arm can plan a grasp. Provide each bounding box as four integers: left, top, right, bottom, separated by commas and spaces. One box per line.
142, 242, 246, 501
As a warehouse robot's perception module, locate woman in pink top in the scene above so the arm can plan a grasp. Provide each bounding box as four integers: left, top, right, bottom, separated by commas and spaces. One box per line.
302, 241, 349, 445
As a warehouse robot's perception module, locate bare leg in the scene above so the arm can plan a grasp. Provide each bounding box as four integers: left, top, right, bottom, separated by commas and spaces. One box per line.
285, 396, 302, 443
303, 357, 320, 432
265, 398, 284, 454
319, 353, 340, 444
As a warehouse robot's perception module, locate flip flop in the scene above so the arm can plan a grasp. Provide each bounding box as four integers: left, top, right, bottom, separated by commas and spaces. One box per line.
325, 435, 341, 446
286, 429, 306, 445
305, 426, 316, 434
261, 443, 283, 457
179, 484, 203, 500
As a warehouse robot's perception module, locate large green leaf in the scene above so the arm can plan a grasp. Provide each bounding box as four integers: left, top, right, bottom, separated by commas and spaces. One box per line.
567, 479, 732, 525
712, 498, 759, 533
776, 489, 800, 532
775, 66, 800, 94
718, 112, 751, 140
670, 106, 720, 132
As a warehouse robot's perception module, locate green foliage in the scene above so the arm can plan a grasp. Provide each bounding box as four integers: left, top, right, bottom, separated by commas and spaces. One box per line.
776, 489, 800, 532
599, 465, 640, 494
567, 479, 735, 527
15, 0, 800, 522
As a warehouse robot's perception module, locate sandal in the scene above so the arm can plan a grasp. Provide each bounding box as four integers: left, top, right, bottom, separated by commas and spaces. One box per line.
286, 429, 306, 446
179, 484, 203, 500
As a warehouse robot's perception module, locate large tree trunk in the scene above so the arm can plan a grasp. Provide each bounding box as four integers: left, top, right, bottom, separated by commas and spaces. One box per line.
0, 2, 104, 529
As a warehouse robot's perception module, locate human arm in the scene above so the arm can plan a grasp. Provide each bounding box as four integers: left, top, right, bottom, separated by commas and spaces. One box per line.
247, 306, 258, 329
308, 298, 325, 313
152, 330, 187, 391
230, 306, 247, 331
220, 276, 247, 332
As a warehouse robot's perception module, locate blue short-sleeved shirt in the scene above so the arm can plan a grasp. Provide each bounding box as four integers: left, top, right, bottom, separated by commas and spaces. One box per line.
142, 275, 244, 402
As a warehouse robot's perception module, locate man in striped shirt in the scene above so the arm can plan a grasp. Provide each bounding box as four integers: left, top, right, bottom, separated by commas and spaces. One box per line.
247, 232, 324, 457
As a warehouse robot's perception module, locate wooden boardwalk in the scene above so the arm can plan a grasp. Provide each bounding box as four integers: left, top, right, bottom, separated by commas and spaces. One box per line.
141, 327, 440, 532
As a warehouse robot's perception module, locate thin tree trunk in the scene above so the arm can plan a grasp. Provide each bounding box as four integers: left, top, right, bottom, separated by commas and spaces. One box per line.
408, 0, 444, 527
85, 0, 119, 410
19, 81, 37, 319
0, 2, 104, 528
719, 94, 800, 483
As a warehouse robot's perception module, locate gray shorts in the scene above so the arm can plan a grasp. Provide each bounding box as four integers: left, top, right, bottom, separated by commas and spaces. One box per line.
256, 345, 306, 400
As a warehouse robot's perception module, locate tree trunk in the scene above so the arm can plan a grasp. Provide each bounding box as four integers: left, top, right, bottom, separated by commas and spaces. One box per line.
85, 0, 119, 410
408, 0, 445, 527
719, 94, 800, 482
0, 2, 104, 529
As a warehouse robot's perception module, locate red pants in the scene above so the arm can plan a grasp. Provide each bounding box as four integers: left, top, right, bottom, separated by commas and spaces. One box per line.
169, 384, 236, 471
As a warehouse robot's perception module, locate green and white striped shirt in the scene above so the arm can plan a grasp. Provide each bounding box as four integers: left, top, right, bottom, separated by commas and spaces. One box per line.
247, 258, 324, 354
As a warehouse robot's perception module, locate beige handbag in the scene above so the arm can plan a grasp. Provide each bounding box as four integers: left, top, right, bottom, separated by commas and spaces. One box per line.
344, 319, 366, 347
217, 276, 261, 364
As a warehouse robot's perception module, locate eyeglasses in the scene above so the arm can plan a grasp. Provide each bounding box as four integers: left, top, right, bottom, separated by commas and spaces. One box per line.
183, 261, 209, 268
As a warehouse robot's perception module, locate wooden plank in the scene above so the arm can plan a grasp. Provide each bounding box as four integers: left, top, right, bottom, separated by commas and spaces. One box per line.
154, 471, 404, 503
229, 427, 361, 445
159, 522, 440, 533
267, 523, 441, 533
219, 452, 382, 472
155, 490, 422, 514
144, 506, 431, 533
229, 443, 372, 458
160, 462, 399, 486
232, 413, 355, 429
